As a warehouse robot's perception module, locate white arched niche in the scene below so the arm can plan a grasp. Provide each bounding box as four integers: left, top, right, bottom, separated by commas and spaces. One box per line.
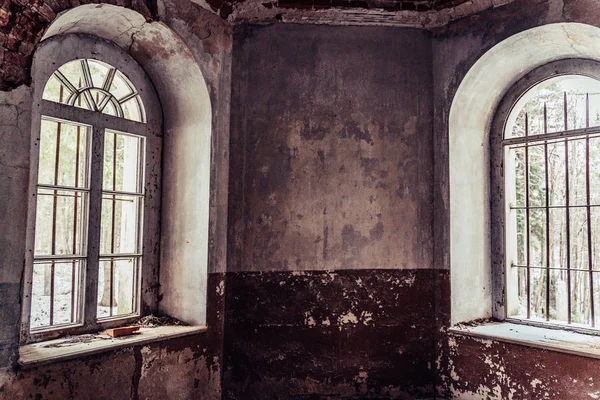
38, 5, 213, 325
450, 22, 600, 325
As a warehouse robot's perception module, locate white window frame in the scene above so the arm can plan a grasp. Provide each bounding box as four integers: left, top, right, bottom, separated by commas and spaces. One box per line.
21, 34, 163, 344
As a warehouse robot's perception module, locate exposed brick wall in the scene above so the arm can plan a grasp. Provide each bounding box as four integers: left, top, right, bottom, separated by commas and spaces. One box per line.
0, 0, 156, 91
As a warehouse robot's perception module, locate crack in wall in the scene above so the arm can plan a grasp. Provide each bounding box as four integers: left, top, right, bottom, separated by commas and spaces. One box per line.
131, 346, 143, 400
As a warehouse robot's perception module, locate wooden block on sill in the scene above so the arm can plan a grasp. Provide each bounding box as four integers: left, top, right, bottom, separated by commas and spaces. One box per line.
105, 326, 141, 338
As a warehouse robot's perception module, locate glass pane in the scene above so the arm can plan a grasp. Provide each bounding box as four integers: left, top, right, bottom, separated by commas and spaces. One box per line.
103, 131, 144, 193
100, 194, 141, 255
548, 140, 566, 206
591, 95, 600, 128
568, 138, 587, 206
42, 75, 64, 103
593, 207, 600, 271
516, 208, 526, 265
38, 119, 90, 188
122, 97, 144, 122
34, 189, 87, 257
567, 91, 587, 131
97, 258, 138, 319
513, 147, 526, 208
31, 260, 83, 329
88, 88, 107, 111
510, 111, 526, 138
110, 72, 134, 101
549, 268, 569, 324
513, 266, 528, 318
58, 60, 86, 91
571, 270, 592, 326
30, 263, 50, 329
549, 208, 567, 270
102, 100, 118, 117
569, 207, 589, 272
529, 208, 546, 267
530, 268, 547, 320
38, 120, 58, 186
528, 144, 546, 207
591, 137, 600, 205
593, 272, 600, 326
88, 60, 111, 89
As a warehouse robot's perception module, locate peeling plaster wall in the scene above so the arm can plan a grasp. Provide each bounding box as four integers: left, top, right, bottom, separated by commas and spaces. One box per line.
442, 334, 600, 400
0, 334, 221, 400
433, 0, 600, 398
225, 23, 439, 398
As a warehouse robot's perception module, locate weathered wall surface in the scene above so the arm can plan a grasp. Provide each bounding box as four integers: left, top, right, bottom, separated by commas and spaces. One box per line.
228, 24, 434, 274
433, 0, 600, 398
225, 23, 439, 398
441, 333, 600, 399
0, 333, 221, 400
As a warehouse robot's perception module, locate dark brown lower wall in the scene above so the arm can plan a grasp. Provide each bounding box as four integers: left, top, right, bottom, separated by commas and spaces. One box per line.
223, 268, 446, 399
439, 333, 600, 399
0, 333, 221, 400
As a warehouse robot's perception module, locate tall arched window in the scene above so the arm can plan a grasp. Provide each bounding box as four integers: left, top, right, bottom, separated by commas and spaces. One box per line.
22, 36, 162, 343
504, 72, 600, 332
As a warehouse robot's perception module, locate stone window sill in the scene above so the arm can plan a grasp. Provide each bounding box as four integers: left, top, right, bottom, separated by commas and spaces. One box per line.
18, 325, 207, 368
449, 322, 600, 360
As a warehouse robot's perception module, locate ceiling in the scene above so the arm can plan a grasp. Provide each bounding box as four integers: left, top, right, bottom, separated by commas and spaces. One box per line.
202, 0, 513, 27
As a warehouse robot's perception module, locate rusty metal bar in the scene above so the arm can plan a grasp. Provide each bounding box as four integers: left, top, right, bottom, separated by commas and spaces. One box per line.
525, 112, 531, 319
544, 103, 550, 321
511, 204, 600, 210
505, 126, 600, 147
110, 132, 117, 316
586, 93, 596, 327
565, 92, 573, 324
514, 265, 599, 273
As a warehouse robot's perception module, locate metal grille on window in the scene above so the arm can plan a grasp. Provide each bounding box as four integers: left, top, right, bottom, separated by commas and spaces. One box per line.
31, 59, 146, 332
504, 75, 600, 331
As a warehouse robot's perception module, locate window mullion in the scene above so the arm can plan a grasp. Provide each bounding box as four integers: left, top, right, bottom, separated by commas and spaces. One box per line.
84, 125, 105, 326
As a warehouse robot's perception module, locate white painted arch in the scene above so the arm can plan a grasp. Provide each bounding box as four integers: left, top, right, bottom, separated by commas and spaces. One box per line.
450, 22, 600, 325
39, 5, 213, 325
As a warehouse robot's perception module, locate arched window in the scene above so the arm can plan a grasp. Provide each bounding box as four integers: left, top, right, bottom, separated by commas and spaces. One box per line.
22, 36, 162, 343
503, 72, 600, 331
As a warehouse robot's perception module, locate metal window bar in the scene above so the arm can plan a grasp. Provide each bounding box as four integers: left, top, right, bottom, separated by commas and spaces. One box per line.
110, 133, 117, 316
544, 103, 551, 321
564, 91, 573, 324
525, 112, 531, 318
507, 87, 600, 329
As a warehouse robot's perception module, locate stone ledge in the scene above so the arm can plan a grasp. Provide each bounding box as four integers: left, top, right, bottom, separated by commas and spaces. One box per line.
18, 325, 207, 368
449, 322, 600, 360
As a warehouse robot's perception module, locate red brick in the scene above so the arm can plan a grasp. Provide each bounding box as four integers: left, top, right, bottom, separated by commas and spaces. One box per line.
0, 8, 9, 27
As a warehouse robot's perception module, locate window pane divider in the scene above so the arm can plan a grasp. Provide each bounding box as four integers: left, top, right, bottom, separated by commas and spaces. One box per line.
101, 189, 144, 197
83, 125, 105, 327
34, 255, 87, 262
99, 254, 143, 259
41, 101, 146, 135
37, 184, 90, 192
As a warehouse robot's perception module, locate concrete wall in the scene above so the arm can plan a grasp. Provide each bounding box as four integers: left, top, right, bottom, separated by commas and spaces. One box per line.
224, 23, 441, 399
